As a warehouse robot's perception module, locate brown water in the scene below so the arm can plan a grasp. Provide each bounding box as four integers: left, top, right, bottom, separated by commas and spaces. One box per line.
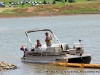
0, 15, 100, 75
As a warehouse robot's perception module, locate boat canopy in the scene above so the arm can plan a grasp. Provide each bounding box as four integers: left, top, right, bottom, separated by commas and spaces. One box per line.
25, 29, 53, 34
25, 29, 61, 47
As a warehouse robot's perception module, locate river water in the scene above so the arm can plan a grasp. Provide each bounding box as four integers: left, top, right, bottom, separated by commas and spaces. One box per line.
0, 15, 100, 75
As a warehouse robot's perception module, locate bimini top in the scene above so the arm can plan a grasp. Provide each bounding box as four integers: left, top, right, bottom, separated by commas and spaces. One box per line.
25, 28, 61, 45
25, 29, 53, 34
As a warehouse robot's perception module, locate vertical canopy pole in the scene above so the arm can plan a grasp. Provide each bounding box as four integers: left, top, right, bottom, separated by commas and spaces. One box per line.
25, 32, 33, 48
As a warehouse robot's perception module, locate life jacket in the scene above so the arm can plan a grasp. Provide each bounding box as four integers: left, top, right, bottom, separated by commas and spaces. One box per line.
45, 35, 52, 43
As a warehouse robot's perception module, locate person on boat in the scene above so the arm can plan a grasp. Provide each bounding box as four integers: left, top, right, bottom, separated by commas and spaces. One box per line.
34, 39, 42, 49
45, 32, 52, 46
20, 46, 28, 51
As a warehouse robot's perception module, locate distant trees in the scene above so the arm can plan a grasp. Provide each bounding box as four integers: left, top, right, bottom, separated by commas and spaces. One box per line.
43, 0, 47, 4
55, 0, 75, 3
52, 0, 56, 4
68, 0, 75, 3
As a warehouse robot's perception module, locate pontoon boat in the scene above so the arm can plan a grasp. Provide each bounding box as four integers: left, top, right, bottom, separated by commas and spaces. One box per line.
20, 29, 91, 64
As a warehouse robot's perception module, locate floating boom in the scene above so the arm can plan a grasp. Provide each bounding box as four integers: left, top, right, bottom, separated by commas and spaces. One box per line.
51, 62, 100, 69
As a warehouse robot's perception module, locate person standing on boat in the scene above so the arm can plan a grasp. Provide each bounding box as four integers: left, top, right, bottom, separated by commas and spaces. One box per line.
45, 32, 52, 46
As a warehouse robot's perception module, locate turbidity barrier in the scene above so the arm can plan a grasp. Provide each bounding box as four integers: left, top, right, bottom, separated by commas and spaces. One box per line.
51, 62, 100, 69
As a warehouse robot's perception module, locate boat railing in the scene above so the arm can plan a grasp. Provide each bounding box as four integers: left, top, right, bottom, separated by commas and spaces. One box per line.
40, 47, 54, 57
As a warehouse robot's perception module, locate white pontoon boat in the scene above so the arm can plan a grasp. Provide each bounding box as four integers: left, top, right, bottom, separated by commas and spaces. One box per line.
20, 29, 91, 64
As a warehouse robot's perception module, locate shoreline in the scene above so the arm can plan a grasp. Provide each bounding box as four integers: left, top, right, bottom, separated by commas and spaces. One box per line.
0, 2, 100, 18
0, 13, 100, 18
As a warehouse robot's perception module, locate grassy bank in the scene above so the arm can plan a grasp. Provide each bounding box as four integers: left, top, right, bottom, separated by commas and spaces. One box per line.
0, 1, 100, 18
34, 2, 100, 14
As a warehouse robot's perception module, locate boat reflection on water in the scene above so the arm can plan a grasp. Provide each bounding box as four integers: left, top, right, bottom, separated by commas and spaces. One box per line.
22, 62, 87, 75
22, 62, 69, 74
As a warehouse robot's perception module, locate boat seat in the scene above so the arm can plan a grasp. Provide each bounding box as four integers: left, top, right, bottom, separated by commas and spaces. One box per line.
45, 46, 62, 55
46, 47, 55, 52
69, 49, 76, 55
52, 44, 61, 47
61, 44, 69, 51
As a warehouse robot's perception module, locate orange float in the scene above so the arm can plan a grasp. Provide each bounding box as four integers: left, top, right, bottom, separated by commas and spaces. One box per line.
51, 62, 100, 69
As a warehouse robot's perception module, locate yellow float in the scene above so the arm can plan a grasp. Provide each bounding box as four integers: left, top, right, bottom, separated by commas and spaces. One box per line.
51, 62, 100, 69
